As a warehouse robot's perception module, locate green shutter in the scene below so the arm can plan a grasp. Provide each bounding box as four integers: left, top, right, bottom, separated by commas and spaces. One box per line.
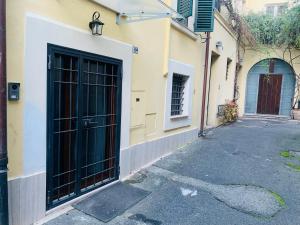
194, 0, 215, 32
177, 0, 193, 18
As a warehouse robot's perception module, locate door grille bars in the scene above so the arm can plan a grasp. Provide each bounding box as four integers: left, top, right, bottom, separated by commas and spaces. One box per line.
47, 45, 122, 209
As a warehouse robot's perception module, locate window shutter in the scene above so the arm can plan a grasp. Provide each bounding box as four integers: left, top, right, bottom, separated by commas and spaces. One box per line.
194, 0, 215, 32
177, 0, 193, 18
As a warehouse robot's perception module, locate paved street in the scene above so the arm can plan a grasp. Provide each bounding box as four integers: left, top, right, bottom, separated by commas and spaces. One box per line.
45, 118, 300, 225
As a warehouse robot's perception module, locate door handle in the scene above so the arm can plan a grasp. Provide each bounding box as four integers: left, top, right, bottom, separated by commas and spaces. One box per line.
83, 119, 98, 128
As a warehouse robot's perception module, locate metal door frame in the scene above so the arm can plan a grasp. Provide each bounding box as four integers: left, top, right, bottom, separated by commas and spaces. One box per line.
46, 44, 122, 209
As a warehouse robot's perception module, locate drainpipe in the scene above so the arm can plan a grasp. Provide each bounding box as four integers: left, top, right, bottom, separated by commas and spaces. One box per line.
199, 32, 211, 137
205, 57, 213, 126
0, 0, 9, 224
233, 38, 240, 101
233, 63, 239, 100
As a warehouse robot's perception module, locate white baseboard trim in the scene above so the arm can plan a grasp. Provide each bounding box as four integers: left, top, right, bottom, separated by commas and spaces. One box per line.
120, 128, 198, 179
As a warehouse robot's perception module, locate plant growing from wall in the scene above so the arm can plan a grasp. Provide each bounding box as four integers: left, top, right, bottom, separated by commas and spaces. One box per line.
221, 0, 257, 101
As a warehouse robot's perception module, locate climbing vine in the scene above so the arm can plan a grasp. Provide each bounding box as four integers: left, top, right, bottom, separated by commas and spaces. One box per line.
244, 6, 300, 49
221, 0, 254, 101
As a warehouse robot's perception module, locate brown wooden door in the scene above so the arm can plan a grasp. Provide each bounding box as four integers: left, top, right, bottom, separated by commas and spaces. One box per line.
257, 74, 282, 115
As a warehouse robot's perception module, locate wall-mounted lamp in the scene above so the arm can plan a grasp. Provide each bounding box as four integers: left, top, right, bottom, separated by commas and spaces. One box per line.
216, 41, 223, 51
89, 11, 104, 35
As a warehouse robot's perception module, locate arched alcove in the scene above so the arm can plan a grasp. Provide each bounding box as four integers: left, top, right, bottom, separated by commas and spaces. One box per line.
245, 58, 296, 116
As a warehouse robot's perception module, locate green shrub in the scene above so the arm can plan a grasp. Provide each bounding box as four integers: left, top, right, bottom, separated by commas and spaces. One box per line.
244, 6, 300, 49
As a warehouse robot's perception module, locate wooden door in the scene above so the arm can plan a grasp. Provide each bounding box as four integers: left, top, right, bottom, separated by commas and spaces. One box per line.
257, 74, 282, 115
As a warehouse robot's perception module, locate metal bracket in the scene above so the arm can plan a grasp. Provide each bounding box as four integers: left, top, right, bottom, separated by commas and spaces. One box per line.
116, 12, 177, 24
198, 130, 206, 137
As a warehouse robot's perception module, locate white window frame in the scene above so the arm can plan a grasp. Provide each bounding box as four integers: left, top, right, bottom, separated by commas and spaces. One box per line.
164, 59, 195, 131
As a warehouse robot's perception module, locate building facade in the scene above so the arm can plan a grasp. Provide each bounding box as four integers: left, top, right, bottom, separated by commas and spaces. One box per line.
5, 1, 300, 224
5, 0, 245, 224
6, 0, 300, 225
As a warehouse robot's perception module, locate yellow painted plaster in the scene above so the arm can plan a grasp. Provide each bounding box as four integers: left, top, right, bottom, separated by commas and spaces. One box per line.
243, 0, 289, 13
7, 0, 131, 177
206, 15, 238, 127
169, 25, 203, 133
6, 0, 240, 177
6, 0, 180, 176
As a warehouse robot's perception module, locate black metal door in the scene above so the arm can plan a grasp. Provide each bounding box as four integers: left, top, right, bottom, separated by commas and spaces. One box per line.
46, 44, 122, 209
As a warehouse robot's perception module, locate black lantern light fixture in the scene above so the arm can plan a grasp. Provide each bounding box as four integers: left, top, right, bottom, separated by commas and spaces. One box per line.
89, 11, 104, 36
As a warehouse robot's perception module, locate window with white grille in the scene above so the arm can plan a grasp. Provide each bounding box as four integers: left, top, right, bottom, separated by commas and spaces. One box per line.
171, 74, 188, 116
164, 59, 194, 131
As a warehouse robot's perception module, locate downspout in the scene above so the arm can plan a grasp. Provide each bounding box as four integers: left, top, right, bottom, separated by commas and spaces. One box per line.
205, 57, 213, 126
233, 38, 240, 101
199, 32, 211, 137
0, 0, 8, 224
233, 63, 239, 100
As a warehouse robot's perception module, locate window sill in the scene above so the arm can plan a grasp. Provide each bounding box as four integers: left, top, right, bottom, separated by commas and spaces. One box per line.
170, 114, 189, 120
170, 19, 198, 41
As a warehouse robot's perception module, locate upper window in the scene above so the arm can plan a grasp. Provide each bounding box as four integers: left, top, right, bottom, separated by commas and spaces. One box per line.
174, 0, 215, 32
171, 74, 188, 116
266, 5, 275, 16
265, 3, 287, 17
176, 0, 193, 26
177, 0, 193, 18
277, 5, 287, 15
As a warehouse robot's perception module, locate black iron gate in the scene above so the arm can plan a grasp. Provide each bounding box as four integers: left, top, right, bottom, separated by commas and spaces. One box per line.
46, 44, 122, 209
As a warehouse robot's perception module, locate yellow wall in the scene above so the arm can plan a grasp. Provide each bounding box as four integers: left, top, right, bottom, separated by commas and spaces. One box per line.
6, 0, 172, 177
243, 0, 289, 13
168, 14, 239, 129
7, 0, 126, 177
6, 0, 239, 178
169, 26, 204, 132
206, 14, 238, 127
